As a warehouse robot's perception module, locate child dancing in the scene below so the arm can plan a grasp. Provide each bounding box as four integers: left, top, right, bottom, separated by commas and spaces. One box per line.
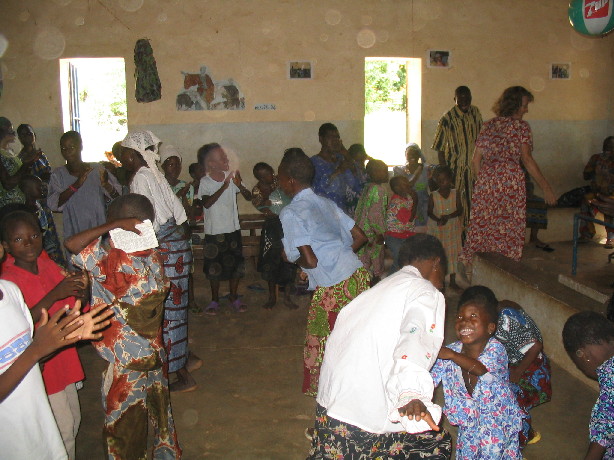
385, 175, 418, 273
277, 148, 368, 397
496, 299, 551, 447
196, 143, 252, 314
431, 286, 523, 459
354, 159, 389, 283
563, 311, 614, 459
0, 210, 89, 459
66, 194, 182, 459
251, 162, 297, 309
427, 166, 463, 290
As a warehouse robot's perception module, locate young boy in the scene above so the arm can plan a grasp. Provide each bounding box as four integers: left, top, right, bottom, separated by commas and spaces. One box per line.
196, 143, 252, 314
277, 148, 369, 398
65, 194, 181, 460
0, 239, 111, 459
386, 175, 418, 273
251, 162, 297, 309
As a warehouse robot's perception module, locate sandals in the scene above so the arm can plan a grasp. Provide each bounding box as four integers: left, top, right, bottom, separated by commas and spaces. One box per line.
230, 298, 247, 313
204, 301, 220, 316
535, 243, 555, 252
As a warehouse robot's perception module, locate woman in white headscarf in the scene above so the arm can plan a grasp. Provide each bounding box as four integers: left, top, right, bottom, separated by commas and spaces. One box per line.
120, 130, 201, 393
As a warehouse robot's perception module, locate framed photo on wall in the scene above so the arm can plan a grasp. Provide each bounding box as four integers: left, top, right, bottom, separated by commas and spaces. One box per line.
288, 61, 312, 79
427, 50, 450, 68
550, 63, 571, 80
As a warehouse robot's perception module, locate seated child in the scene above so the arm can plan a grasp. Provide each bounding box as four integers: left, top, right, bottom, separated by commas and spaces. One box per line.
19, 174, 67, 267
277, 148, 369, 397
0, 240, 111, 460
354, 159, 389, 282
563, 311, 614, 459
431, 285, 523, 459
0, 209, 89, 459
347, 143, 370, 186
251, 162, 297, 309
196, 143, 252, 314
385, 175, 418, 273
65, 194, 181, 459
496, 299, 551, 447
427, 166, 463, 290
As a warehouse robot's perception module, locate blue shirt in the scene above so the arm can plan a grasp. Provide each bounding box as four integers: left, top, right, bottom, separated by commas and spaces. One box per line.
280, 188, 362, 289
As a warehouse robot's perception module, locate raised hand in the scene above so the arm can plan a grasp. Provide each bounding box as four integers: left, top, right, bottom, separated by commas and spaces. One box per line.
233, 170, 243, 186
31, 307, 83, 359
65, 300, 113, 341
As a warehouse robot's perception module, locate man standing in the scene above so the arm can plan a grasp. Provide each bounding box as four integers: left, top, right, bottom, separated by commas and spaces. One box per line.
432, 86, 482, 230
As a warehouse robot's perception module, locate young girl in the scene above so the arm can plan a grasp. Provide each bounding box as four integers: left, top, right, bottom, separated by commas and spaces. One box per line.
431, 286, 523, 459
563, 311, 614, 459
0, 210, 90, 459
427, 166, 463, 290
385, 175, 418, 273
251, 162, 297, 309
496, 299, 551, 447
393, 143, 431, 233
354, 159, 389, 282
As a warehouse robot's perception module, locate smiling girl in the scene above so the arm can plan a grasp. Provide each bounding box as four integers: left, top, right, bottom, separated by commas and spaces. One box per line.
431, 285, 523, 459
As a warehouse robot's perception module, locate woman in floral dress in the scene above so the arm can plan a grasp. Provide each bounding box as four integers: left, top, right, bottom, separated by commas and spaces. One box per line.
459, 87, 556, 270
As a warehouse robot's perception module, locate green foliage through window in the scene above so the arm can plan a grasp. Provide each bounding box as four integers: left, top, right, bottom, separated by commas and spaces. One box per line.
365, 61, 407, 114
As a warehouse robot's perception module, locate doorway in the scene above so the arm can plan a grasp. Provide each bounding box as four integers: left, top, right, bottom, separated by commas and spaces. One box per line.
59, 58, 128, 162
364, 57, 421, 166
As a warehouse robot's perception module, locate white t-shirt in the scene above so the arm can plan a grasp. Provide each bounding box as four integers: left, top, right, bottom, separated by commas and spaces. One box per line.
130, 167, 187, 231
0, 280, 67, 460
316, 265, 445, 434
197, 173, 241, 235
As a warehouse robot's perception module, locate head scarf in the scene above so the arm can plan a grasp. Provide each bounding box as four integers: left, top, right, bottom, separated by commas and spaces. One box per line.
121, 130, 187, 224
159, 144, 182, 165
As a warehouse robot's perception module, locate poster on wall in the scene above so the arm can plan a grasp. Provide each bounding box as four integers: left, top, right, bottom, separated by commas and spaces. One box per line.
176, 65, 245, 111
288, 61, 312, 79
427, 50, 450, 68
550, 63, 571, 80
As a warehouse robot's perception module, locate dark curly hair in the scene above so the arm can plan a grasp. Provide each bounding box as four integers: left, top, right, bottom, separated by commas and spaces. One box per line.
458, 285, 499, 324
562, 311, 614, 356
279, 148, 314, 186
397, 234, 447, 273
492, 86, 534, 117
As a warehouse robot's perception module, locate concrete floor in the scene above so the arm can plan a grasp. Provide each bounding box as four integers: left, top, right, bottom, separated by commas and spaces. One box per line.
74, 254, 601, 459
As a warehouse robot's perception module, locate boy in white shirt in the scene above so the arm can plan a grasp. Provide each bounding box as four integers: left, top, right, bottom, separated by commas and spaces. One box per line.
196, 143, 252, 315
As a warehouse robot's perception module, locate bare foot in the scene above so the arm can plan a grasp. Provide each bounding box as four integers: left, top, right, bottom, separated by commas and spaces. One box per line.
262, 297, 276, 309
186, 352, 203, 372
284, 296, 299, 310
170, 368, 197, 393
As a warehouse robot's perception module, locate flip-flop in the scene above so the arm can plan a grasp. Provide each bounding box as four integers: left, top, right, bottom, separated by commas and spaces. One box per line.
536, 243, 555, 252
204, 301, 219, 316
230, 299, 247, 313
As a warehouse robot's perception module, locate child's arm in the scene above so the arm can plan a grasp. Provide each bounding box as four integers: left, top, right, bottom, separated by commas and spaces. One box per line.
452, 189, 463, 219
201, 175, 232, 209
0, 306, 82, 403
64, 218, 142, 254
437, 347, 488, 376
427, 194, 446, 226
64, 300, 114, 341
409, 189, 418, 221
350, 225, 368, 252
509, 340, 543, 383
233, 171, 253, 201
296, 245, 318, 269
584, 442, 606, 460
29, 272, 88, 323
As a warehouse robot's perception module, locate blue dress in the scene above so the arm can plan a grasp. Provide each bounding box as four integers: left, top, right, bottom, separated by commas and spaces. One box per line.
591, 356, 614, 458
311, 153, 362, 215
431, 337, 523, 459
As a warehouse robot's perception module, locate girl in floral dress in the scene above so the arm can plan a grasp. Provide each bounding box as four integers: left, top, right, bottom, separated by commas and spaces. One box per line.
496, 299, 551, 448
427, 166, 463, 290
431, 286, 523, 459
354, 159, 389, 283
